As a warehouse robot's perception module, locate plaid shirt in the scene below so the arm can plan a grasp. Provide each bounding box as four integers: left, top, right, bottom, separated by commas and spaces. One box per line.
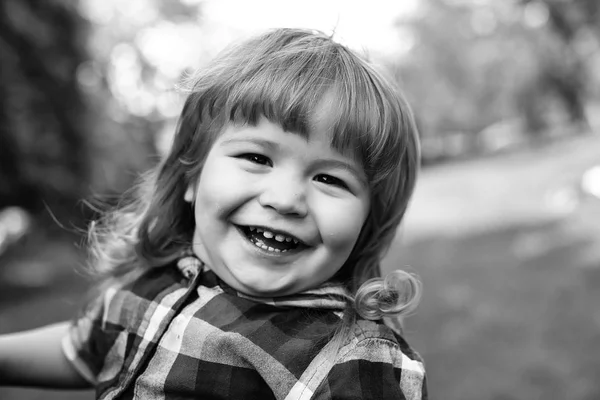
62, 256, 427, 399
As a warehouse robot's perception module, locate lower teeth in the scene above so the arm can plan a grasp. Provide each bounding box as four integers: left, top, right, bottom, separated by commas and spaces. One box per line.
255, 241, 287, 252
251, 237, 289, 253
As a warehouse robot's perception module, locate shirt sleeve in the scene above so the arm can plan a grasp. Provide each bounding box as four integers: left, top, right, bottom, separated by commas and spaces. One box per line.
314, 338, 427, 400
61, 285, 120, 385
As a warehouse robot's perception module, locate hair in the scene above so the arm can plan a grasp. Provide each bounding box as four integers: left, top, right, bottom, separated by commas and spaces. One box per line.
88, 28, 422, 338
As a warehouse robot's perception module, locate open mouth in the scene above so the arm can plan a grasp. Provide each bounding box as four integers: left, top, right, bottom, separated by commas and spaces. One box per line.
237, 225, 305, 253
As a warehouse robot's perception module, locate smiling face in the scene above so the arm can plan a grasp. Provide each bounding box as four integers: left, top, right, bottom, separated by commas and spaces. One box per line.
184, 117, 370, 297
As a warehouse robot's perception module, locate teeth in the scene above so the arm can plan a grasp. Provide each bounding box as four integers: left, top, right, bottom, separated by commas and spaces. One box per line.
248, 226, 300, 245
252, 241, 286, 253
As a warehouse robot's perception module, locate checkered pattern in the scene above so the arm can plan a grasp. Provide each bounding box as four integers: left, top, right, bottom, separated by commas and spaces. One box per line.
62, 256, 427, 399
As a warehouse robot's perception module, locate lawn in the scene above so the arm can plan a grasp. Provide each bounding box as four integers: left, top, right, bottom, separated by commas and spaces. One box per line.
385, 133, 600, 399
2, 134, 600, 399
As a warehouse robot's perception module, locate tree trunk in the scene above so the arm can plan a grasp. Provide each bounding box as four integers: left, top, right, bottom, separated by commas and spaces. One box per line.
0, 0, 90, 222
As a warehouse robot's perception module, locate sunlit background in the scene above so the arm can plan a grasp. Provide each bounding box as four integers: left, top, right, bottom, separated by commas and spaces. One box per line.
1, 0, 600, 399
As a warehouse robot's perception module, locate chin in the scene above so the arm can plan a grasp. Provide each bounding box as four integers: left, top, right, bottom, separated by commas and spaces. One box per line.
237, 281, 292, 297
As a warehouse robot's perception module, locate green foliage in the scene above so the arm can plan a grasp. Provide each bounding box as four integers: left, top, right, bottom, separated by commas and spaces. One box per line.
395, 0, 600, 162
77, 0, 204, 196
0, 0, 205, 225
0, 0, 89, 218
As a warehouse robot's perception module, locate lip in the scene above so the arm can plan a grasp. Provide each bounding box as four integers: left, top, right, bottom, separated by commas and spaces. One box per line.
234, 225, 308, 258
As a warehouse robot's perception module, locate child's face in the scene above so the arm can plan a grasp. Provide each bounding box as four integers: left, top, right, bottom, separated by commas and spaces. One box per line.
184, 117, 370, 297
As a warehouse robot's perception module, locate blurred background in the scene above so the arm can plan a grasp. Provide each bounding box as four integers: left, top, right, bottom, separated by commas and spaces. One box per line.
1, 0, 600, 399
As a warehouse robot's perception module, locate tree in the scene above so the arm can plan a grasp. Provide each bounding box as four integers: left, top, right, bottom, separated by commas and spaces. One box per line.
520, 0, 600, 128
0, 0, 206, 227
396, 0, 541, 160
0, 0, 90, 222
394, 0, 599, 162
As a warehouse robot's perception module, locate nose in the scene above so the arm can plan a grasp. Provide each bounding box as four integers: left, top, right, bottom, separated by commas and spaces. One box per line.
258, 173, 307, 217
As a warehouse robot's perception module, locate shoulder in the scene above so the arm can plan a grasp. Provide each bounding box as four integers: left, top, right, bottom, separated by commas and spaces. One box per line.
340, 319, 425, 375
320, 319, 427, 400
79, 262, 190, 332
351, 319, 425, 364
62, 261, 197, 387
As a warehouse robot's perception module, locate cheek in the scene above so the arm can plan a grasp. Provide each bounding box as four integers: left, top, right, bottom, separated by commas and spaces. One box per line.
315, 197, 369, 251
194, 160, 246, 214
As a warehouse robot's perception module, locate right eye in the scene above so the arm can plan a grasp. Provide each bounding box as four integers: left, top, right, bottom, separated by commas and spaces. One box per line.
238, 153, 272, 166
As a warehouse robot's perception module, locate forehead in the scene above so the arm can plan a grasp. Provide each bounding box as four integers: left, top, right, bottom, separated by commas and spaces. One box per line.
307, 96, 363, 162
222, 115, 354, 159
225, 86, 365, 160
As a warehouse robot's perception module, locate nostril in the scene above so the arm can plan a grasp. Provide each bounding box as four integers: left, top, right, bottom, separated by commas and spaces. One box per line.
258, 190, 307, 217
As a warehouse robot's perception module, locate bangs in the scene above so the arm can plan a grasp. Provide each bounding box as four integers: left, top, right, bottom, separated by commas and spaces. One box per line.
189, 30, 411, 186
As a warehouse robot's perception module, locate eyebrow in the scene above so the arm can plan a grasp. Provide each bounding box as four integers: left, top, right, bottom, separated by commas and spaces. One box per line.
220, 137, 279, 151
221, 137, 368, 187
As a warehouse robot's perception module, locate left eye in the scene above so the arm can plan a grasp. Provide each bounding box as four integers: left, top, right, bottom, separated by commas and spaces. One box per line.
238, 153, 272, 166
314, 174, 348, 189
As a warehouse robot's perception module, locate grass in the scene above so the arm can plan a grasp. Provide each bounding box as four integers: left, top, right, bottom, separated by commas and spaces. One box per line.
384, 133, 600, 399
2, 133, 600, 399
388, 216, 600, 399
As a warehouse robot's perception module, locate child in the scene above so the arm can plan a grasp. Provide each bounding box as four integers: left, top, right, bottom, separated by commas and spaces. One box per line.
0, 28, 427, 399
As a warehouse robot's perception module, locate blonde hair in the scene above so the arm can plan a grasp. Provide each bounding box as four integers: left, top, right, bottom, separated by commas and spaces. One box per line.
88, 28, 421, 334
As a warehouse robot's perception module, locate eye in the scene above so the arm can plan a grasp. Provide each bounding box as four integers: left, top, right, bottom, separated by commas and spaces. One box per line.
239, 153, 272, 166
314, 174, 349, 190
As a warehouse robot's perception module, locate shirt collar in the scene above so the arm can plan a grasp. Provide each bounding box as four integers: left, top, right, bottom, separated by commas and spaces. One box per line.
176, 253, 351, 312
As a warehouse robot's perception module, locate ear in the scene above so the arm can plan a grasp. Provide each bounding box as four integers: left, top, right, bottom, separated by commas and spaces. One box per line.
184, 183, 195, 203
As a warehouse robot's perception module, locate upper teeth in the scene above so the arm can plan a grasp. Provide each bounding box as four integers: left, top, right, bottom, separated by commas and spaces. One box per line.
250, 227, 298, 244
